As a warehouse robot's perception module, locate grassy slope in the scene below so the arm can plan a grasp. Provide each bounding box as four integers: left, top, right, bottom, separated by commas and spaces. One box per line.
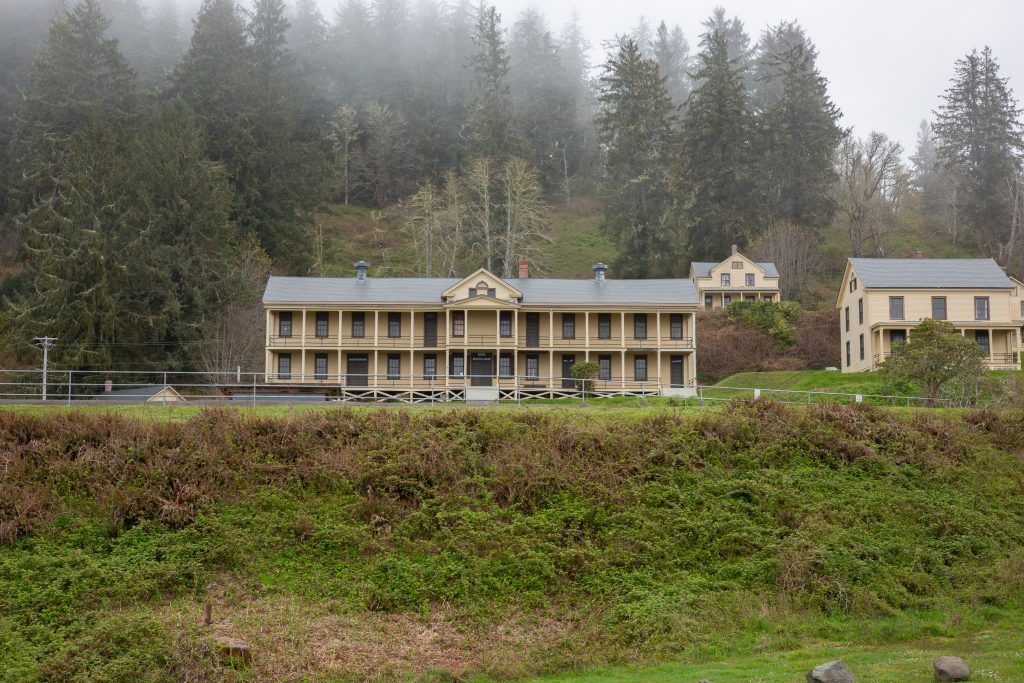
314, 200, 616, 279
714, 370, 894, 395
2, 404, 1024, 681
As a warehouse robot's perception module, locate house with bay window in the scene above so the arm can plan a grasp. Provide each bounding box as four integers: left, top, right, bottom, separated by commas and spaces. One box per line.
263, 261, 699, 399
689, 245, 781, 309
836, 257, 1024, 373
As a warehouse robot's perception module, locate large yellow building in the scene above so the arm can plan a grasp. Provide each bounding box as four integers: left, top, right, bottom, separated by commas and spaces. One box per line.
689, 247, 781, 309
263, 262, 699, 400
836, 258, 1024, 373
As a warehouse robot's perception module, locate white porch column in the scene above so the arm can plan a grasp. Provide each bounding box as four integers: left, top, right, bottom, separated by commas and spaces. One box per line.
989, 328, 994, 366
620, 350, 626, 389
656, 310, 662, 390
409, 308, 415, 388
301, 309, 307, 382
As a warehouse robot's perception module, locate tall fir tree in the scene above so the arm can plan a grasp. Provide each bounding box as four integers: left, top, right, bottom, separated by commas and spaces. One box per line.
680, 30, 755, 261
651, 21, 690, 106
595, 38, 681, 276
12, 0, 135, 207
466, 3, 519, 161
753, 23, 844, 230
933, 47, 1024, 251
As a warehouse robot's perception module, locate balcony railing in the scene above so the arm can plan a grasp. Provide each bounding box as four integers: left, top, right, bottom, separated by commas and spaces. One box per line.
265, 372, 696, 390
270, 335, 696, 350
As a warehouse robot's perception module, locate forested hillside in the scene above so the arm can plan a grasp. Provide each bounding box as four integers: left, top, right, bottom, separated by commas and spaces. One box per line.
0, 0, 1021, 372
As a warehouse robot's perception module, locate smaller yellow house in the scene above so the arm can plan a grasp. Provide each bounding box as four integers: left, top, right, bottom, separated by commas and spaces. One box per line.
836, 257, 1024, 373
689, 246, 781, 309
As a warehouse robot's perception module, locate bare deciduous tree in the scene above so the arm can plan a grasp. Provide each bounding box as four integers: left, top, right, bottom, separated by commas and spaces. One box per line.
192, 239, 271, 381
834, 132, 910, 257
500, 157, 549, 277
328, 105, 358, 205
465, 156, 497, 272
750, 221, 822, 301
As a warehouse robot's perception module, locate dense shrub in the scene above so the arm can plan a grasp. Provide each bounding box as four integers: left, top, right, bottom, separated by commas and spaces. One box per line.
1, 404, 1023, 679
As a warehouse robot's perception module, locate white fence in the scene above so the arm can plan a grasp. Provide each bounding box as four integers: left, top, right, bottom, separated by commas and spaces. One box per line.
0, 368, 953, 408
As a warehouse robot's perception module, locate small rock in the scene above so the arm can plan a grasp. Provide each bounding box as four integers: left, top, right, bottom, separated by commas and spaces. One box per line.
934, 656, 970, 681
212, 637, 252, 665
806, 660, 854, 683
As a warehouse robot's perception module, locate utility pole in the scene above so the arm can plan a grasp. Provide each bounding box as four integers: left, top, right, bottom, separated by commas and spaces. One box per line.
33, 337, 56, 401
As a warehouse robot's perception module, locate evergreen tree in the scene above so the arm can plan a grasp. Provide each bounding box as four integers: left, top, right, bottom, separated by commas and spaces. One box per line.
12, 0, 135, 207
509, 8, 577, 191
754, 23, 844, 230
466, 3, 519, 161
700, 7, 753, 88
595, 38, 681, 277
287, 0, 329, 90
651, 21, 689, 106
680, 30, 754, 260
142, 0, 188, 86
328, 0, 373, 102
933, 47, 1024, 250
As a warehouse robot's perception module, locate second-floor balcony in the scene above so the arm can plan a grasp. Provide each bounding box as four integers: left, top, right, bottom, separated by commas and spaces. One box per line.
269, 333, 696, 351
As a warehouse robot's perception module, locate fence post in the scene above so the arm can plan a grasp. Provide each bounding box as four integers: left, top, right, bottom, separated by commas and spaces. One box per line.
252, 372, 257, 408
67, 370, 72, 406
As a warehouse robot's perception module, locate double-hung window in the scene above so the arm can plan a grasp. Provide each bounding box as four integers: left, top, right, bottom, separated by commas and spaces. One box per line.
745, 273, 755, 287
634, 313, 647, 340
278, 312, 292, 338
721, 273, 731, 287
931, 296, 947, 320
634, 355, 648, 381
387, 354, 401, 380
423, 355, 437, 380
859, 334, 865, 361
845, 341, 851, 367
315, 312, 329, 338
889, 296, 905, 320
845, 307, 850, 332
975, 296, 990, 320
278, 353, 292, 380
562, 313, 576, 339
451, 355, 464, 377
452, 311, 465, 337
351, 312, 365, 338
499, 353, 513, 378
858, 298, 864, 325
388, 312, 401, 338
670, 314, 684, 340
525, 355, 539, 380
597, 313, 612, 339
499, 311, 512, 337
314, 353, 328, 380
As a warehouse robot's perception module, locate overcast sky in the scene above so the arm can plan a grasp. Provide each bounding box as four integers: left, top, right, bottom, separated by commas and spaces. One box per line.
306, 0, 1023, 153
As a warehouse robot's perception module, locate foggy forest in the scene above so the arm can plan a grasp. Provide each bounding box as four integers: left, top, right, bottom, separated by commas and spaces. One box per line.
0, 0, 1021, 371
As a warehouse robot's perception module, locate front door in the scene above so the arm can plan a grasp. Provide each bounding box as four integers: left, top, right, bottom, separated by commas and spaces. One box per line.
670, 355, 685, 387
346, 354, 368, 386
423, 312, 437, 347
561, 354, 576, 389
470, 353, 494, 386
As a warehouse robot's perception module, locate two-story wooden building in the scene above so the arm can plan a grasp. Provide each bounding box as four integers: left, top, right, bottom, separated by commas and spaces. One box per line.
836, 257, 1024, 372
689, 246, 781, 309
263, 262, 699, 400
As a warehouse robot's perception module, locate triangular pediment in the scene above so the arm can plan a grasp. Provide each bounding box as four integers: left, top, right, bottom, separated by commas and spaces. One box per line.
709, 252, 766, 276
441, 268, 523, 301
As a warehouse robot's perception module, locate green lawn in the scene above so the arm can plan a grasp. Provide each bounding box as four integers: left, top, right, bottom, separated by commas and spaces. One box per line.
528, 610, 1024, 681
713, 370, 892, 394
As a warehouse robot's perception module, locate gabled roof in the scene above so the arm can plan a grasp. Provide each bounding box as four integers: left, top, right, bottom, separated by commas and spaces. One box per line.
690, 261, 780, 278
848, 258, 1014, 289
442, 268, 522, 299
263, 276, 698, 306
96, 385, 184, 402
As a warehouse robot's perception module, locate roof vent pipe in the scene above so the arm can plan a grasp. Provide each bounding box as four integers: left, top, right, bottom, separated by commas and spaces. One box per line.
593, 263, 608, 283
355, 260, 369, 281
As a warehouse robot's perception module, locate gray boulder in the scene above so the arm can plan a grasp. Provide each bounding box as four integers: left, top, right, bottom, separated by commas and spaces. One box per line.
212, 637, 252, 665
934, 656, 970, 681
807, 660, 854, 683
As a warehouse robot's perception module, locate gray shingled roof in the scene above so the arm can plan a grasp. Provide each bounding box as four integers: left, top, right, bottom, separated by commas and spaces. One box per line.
263, 276, 698, 305
848, 258, 1014, 289
690, 261, 780, 278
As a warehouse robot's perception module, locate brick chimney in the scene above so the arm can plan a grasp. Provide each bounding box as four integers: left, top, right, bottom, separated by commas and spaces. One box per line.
731, 244, 738, 255
518, 257, 529, 278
